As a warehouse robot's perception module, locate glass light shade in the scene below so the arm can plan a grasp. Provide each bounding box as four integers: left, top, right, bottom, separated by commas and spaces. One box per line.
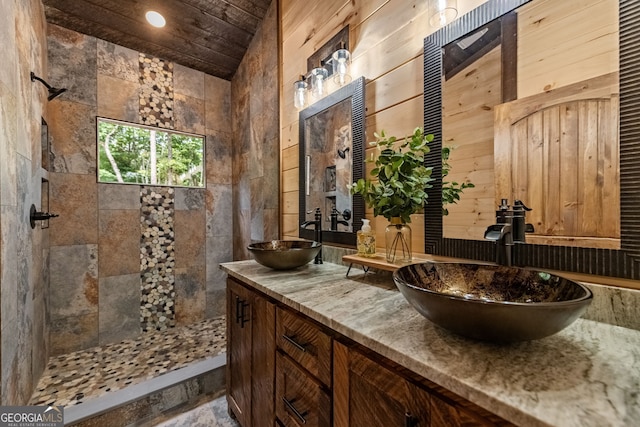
293, 79, 308, 110
309, 67, 329, 100
332, 49, 352, 86
428, 0, 458, 28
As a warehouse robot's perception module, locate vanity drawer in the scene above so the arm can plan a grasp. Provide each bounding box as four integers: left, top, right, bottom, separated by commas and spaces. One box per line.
276, 308, 332, 386
276, 352, 331, 427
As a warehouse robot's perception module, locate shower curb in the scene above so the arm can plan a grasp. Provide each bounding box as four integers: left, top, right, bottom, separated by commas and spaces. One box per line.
64, 353, 226, 426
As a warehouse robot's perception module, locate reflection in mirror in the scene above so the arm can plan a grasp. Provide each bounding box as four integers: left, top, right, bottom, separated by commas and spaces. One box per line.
424, 0, 640, 279
299, 77, 365, 246
304, 98, 353, 232
441, 0, 619, 250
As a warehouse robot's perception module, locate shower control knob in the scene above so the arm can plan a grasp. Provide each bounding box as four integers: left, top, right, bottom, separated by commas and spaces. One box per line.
30, 204, 59, 229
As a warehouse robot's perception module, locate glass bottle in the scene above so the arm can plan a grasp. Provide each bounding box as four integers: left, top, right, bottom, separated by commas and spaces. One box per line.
357, 219, 376, 257
385, 218, 411, 263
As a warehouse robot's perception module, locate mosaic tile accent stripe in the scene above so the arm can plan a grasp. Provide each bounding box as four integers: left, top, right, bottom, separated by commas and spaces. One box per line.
140, 186, 176, 332
29, 317, 226, 407
139, 53, 174, 128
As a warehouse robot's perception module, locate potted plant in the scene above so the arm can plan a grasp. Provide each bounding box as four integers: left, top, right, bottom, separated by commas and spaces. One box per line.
349, 128, 434, 263
349, 128, 474, 263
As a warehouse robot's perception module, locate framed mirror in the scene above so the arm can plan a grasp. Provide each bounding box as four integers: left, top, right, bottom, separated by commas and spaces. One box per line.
424, 0, 640, 279
299, 77, 365, 246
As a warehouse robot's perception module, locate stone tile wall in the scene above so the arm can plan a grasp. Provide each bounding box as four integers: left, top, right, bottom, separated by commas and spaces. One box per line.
47, 25, 233, 355
0, 0, 49, 405
231, 0, 280, 259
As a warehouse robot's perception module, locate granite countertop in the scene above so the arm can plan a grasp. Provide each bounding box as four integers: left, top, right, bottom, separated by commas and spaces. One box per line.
220, 260, 640, 427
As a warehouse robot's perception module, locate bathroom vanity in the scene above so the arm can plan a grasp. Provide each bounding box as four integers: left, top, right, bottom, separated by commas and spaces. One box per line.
221, 260, 640, 427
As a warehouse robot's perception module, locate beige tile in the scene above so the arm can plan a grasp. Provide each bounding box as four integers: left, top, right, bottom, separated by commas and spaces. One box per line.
174, 93, 205, 135
99, 209, 140, 277
205, 130, 232, 185
50, 313, 99, 356
48, 100, 97, 174
98, 183, 140, 210
97, 74, 139, 122
174, 209, 206, 268
49, 173, 98, 246
204, 75, 231, 132
49, 244, 98, 320
99, 274, 141, 345
175, 266, 206, 326
174, 64, 205, 100
97, 39, 139, 83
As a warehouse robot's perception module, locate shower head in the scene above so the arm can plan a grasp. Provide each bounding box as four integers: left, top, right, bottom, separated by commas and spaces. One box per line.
47, 87, 67, 101
30, 72, 67, 101
337, 147, 350, 159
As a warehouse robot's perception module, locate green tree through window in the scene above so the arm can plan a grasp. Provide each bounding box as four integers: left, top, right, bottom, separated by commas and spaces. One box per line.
97, 118, 205, 188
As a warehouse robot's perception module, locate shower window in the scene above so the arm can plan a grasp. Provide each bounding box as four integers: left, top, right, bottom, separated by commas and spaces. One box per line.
97, 117, 205, 188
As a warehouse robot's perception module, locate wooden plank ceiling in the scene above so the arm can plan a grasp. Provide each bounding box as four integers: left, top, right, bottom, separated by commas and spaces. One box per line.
42, 0, 273, 80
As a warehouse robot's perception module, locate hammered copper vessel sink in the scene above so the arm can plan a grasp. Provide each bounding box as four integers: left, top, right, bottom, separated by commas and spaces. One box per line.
393, 262, 593, 342
248, 240, 321, 270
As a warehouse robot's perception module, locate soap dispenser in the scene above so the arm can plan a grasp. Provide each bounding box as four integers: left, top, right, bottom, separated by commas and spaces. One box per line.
357, 219, 376, 257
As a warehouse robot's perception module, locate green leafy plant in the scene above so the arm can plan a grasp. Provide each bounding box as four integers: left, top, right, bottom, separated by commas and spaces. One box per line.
349, 128, 434, 224
441, 146, 475, 216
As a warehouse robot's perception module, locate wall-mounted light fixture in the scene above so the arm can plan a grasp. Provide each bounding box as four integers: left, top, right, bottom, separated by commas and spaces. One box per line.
429, 0, 458, 28
30, 72, 67, 101
293, 43, 352, 110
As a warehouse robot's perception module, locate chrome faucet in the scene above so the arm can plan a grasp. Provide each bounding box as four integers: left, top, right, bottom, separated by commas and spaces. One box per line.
484, 199, 514, 266
301, 208, 323, 264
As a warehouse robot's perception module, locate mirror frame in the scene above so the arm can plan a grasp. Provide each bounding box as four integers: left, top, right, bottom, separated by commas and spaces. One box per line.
423, 0, 640, 279
299, 76, 366, 246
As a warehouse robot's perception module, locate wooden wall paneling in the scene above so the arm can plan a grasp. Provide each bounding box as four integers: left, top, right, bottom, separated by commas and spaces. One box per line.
282, 145, 299, 171
281, 121, 299, 150
542, 107, 562, 235
365, 96, 424, 140
441, 43, 500, 240
517, 0, 619, 97
282, 168, 299, 193
351, 0, 428, 58
364, 57, 424, 115
601, 95, 620, 237
559, 103, 579, 237
282, 214, 300, 239
282, 191, 299, 217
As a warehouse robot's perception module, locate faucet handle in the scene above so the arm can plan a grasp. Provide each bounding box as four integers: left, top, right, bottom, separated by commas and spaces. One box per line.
513, 200, 531, 211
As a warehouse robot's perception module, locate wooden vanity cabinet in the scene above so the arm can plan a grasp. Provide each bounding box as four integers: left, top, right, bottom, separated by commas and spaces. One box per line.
226, 277, 276, 427
333, 341, 512, 427
227, 276, 511, 427
275, 307, 332, 426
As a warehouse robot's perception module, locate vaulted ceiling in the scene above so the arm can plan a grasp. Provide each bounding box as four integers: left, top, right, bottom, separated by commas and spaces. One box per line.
42, 0, 273, 80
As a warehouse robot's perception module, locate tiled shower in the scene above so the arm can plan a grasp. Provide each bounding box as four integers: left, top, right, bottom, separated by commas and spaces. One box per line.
46, 24, 232, 355
0, 0, 278, 416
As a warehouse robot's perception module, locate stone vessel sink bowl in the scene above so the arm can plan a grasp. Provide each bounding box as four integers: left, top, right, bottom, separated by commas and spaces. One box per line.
248, 240, 321, 270
393, 262, 593, 343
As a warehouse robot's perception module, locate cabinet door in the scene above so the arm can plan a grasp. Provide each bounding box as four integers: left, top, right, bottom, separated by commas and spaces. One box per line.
276, 352, 331, 427
227, 278, 254, 427
333, 342, 430, 427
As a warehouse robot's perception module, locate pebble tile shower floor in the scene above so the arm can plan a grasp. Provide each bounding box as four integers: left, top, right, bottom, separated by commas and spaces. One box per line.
30, 316, 226, 408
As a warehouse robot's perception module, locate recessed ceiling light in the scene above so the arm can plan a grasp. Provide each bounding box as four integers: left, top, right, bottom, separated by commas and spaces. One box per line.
145, 11, 166, 28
